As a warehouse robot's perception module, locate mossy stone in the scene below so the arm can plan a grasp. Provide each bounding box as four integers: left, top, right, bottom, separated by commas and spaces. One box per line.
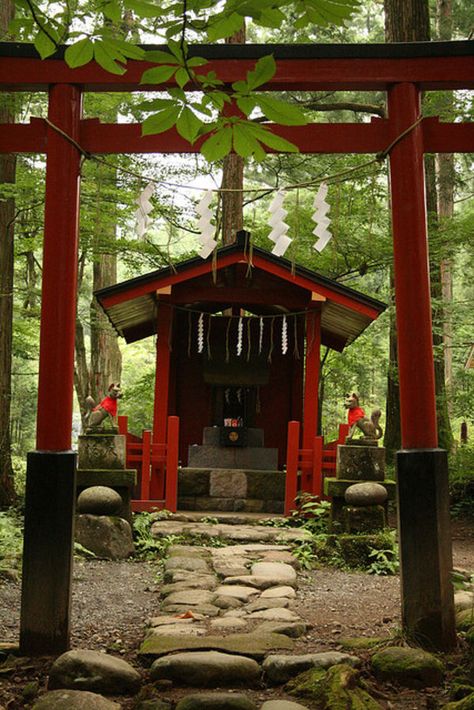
342, 505, 386, 533
286, 663, 382, 709
443, 694, 474, 710
339, 637, 386, 651
371, 646, 444, 688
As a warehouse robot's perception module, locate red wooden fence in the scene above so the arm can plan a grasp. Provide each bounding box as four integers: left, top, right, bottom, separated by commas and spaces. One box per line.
118, 415, 180, 512
284, 421, 349, 515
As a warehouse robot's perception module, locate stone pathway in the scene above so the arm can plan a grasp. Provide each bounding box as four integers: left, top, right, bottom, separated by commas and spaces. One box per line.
136, 540, 360, 709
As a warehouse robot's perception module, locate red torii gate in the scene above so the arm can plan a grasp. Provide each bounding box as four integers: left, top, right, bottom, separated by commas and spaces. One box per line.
1, 40, 473, 654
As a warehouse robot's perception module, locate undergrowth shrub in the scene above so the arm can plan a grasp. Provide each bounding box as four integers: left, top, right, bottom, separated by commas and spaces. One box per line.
449, 445, 474, 518
0, 508, 23, 577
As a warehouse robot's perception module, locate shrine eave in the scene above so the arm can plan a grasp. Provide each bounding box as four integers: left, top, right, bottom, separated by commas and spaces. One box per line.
95, 237, 386, 352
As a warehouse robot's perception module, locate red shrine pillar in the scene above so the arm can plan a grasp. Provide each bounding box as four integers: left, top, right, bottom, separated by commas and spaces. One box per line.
302, 308, 321, 490
20, 84, 82, 654
388, 82, 455, 649
152, 303, 172, 498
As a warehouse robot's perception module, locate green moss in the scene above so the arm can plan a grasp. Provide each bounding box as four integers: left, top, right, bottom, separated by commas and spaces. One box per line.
286, 663, 382, 709
457, 608, 474, 632
340, 637, 386, 650
444, 693, 474, 710
371, 646, 444, 688
342, 505, 386, 534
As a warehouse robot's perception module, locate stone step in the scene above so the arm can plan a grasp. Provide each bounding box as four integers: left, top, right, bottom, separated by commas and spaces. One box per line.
150, 520, 312, 544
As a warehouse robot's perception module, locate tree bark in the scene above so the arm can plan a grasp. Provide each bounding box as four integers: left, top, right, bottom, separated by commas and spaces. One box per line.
0, 0, 17, 506
220, 26, 246, 245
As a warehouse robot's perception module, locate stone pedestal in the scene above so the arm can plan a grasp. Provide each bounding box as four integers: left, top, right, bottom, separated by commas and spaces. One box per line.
326, 443, 394, 533
188, 427, 278, 470
76, 433, 136, 539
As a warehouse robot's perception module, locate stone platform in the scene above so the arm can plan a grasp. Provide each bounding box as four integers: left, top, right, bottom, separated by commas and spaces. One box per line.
188, 427, 279, 470
178, 467, 285, 513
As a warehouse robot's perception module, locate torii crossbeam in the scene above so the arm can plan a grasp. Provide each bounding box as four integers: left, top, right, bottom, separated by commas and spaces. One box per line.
1, 39, 473, 653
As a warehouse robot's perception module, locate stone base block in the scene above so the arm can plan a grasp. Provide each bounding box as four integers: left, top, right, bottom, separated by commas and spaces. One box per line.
188, 445, 278, 470
78, 434, 126, 470
336, 444, 386, 481
342, 504, 386, 533
177, 496, 284, 514
75, 514, 134, 560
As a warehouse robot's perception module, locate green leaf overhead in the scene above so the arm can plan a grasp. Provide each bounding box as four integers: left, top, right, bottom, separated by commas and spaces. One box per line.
64, 37, 94, 68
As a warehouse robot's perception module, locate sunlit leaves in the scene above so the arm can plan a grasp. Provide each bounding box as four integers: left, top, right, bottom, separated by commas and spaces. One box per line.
200, 118, 299, 162
64, 37, 94, 68
292, 0, 360, 28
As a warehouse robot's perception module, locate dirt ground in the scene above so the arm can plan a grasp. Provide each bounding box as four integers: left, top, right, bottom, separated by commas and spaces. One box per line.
0, 518, 473, 709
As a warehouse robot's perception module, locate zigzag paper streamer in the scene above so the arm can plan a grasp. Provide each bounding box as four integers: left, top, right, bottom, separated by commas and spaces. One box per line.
237, 317, 243, 356
197, 313, 204, 354
267, 190, 292, 257
259, 317, 264, 355
282, 314, 288, 354
196, 190, 218, 259
135, 182, 154, 238
312, 182, 332, 252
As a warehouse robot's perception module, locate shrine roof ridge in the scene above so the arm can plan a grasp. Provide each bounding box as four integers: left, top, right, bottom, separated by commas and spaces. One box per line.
94, 236, 386, 314
1, 40, 473, 62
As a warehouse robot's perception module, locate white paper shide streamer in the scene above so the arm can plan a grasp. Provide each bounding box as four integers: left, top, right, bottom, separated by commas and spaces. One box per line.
196, 190, 218, 259
237, 317, 243, 356
312, 182, 332, 252
259, 317, 264, 354
281, 314, 288, 354
267, 190, 292, 257
135, 182, 155, 239
197, 313, 204, 354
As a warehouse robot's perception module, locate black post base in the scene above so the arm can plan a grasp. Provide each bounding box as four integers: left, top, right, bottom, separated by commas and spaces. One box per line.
396, 448, 456, 650
20, 450, 77, 655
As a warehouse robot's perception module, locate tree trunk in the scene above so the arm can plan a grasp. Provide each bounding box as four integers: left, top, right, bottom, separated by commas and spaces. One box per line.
220, 26, 246, 246
89, 163, 122, 403
0, 0, 17, 506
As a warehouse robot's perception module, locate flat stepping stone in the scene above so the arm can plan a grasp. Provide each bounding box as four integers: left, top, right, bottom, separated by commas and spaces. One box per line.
248, 608, 301, 622
48, 649, 141, 694
149, 616, 200, 627
215, 596, 244, 609
32, 690, 121, 709
262, 652, 361, 685
251, 562, 297, 587
168, 545, 210, 557
165, 571, 216, 584
256, 621, 308, 638
215, 585, 259, 602
151, 521, 311, 544
161, 577, 218, 594
165, 557, 211, 573
163, 603, 221, 617
140, 631, 293, 660
162, 590, 216, 607
150, 651, 260, 686
210, 617, 248, 629
246, 598, 289, 612
150, 624, 207, 636
261, 586, 296, 599
222, 576, 262, 588
175, 692, 257, 709
214, 562, 251, 577
259, 551, 299, 567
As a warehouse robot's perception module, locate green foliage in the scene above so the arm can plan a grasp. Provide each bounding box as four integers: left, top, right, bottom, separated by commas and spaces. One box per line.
132, 511, 183, 560
73, 541, 97, 558
0, 509, 23, 576
367, 531, 399, 576
450, 445, 474, 519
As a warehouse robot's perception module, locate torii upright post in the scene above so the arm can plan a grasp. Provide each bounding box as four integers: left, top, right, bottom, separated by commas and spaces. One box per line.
388, 82, 456, 649
20, 84, 82, 654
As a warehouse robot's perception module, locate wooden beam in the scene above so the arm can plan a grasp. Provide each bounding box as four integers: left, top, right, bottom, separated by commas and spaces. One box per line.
170, 286, 311, 308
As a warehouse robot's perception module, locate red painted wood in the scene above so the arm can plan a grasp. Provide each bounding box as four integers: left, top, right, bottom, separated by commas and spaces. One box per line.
302, 310, 321, 451
2, 55, 473, 92
141, 430, 151, 501
388, 83, 438, 449
117, 415, 128, 435
1, 117, 473, 156
165, 416, 179, 512
312, 436, 324, 497
285, 421, 300, 515
153, 305, 172, 444
36, 84, 82, 451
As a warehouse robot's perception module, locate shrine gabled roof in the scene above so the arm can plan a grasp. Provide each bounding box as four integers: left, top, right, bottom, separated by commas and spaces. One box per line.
95, 232, 385, 352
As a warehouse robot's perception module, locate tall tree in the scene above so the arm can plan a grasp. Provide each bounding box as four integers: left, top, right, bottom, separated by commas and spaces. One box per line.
0, 0, 17, 506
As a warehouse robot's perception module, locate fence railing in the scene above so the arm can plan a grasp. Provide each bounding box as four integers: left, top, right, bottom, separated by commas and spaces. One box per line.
118, 415, 179, 512
284, 421, 349, 515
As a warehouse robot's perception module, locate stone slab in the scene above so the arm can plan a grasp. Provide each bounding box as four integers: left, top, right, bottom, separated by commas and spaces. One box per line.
78, 434, 126, 470
262, 651, 361, 685
150, 651, 261, 687
140, 631, 294, 659
210, 470, 248, 498
187, 447, 278, 470
215, 585, 260, 601
151, 521, 311, 544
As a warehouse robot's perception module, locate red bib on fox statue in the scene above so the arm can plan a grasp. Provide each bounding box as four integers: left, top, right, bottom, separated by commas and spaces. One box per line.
93, 393, 118, 418
347, 406, 366, 427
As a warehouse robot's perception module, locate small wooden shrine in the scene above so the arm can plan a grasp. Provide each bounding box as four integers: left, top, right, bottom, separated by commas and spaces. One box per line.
96, 231, 385, 487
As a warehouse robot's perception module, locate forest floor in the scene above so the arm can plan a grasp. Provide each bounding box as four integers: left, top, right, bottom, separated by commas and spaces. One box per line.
0, 517, 473, 709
